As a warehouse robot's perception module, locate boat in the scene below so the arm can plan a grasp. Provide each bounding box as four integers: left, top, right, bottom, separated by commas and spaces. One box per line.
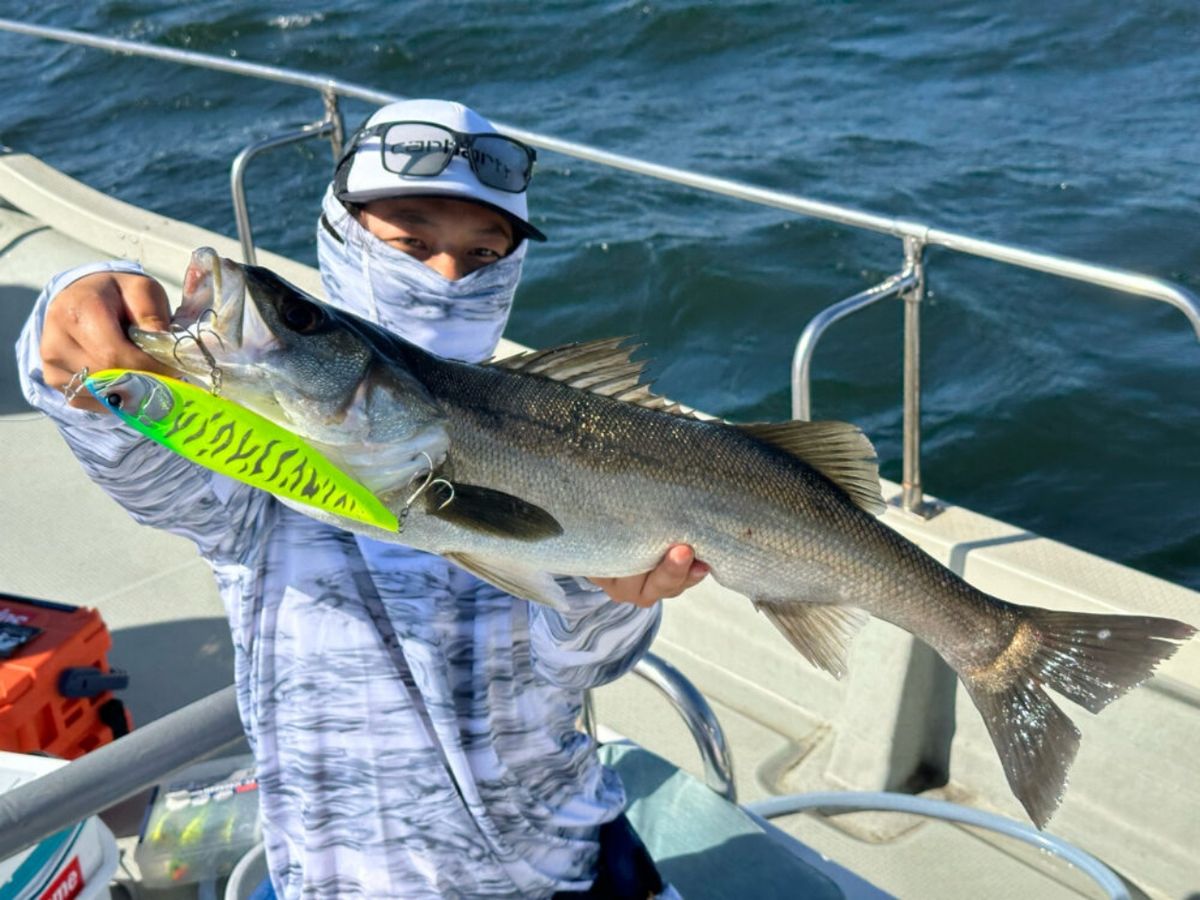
0, 19, 1197, 900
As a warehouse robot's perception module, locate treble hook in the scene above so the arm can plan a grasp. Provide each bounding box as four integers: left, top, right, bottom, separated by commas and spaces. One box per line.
403, 452, 455, 511
170, 310, 226, 395
62, 366, 90, 404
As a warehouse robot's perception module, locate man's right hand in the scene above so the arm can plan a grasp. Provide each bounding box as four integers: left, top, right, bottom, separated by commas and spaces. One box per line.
40, 271, 175, 412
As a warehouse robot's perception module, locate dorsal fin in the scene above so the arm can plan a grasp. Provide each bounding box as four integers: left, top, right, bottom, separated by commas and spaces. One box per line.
490, 337, 710, 419
490, 337, 646, 393
738, 421, 885, 515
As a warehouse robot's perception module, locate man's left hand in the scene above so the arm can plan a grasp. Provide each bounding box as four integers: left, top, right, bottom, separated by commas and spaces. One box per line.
590, 544, 709, 608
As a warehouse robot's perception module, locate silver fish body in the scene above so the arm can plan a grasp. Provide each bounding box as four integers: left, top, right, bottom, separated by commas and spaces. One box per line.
132, 248, 1195, 828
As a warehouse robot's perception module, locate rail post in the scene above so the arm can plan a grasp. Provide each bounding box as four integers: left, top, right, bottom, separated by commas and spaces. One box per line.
900, 235, 934, 516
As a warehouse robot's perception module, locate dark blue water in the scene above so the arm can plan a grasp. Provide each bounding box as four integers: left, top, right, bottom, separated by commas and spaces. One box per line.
2, 2, 1197, 588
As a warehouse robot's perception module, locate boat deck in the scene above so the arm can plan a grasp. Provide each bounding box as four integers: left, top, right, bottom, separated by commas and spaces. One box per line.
2, 152, 1197, 898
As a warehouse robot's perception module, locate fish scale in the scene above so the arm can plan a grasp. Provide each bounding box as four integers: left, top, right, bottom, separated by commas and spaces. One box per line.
124, 248, 1195, 830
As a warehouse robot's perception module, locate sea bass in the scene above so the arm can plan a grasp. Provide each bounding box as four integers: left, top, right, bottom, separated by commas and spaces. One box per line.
122, 247, 1194, 828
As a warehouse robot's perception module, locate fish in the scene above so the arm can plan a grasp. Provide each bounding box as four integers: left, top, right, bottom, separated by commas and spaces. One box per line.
83, 369, 399, 531
126, 247, 1194, 828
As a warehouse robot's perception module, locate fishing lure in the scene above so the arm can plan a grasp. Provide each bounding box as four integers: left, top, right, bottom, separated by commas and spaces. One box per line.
85, 369, 400, 531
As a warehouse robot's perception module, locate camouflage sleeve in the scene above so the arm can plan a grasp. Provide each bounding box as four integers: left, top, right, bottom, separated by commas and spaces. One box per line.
525, 579, 662, 691
16, 260, 275, 566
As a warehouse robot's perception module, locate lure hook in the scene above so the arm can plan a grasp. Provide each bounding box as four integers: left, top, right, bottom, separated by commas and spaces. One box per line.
170, 317, 226, 395
62, 366, 90, 404
402, 452, 455, 513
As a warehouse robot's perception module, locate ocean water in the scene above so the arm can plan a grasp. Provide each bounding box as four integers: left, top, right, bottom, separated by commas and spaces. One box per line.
1, 2, 1197, 589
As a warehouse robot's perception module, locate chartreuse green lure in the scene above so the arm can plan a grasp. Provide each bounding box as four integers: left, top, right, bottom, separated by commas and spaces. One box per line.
85, 369, 399, 531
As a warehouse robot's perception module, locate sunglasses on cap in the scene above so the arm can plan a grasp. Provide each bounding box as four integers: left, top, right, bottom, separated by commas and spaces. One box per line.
341, 120, 537, 194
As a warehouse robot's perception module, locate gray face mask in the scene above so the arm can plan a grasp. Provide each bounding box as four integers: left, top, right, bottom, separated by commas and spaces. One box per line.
316, 188, 525, 362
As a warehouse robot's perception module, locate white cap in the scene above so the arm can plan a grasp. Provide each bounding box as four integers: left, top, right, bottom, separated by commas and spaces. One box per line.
334, 98, 546, 243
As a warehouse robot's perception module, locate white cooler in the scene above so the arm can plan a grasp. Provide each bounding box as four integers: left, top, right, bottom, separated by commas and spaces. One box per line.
0, 752, 118, 900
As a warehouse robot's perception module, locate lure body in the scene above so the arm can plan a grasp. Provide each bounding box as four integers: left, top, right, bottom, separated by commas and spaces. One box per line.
85, 369, 399, 531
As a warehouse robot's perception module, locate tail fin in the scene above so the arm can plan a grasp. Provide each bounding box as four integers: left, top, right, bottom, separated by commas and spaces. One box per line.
962, 608, 1194, 828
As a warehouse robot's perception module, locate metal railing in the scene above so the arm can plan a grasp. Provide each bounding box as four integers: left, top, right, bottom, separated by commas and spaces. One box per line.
3, 18, 1197, 516
230, 92, 343, 265
4, 17, 1200, 514
0, 686, 244, 861
632, 653, 736, 802
0, 652, 734, 861
0, 14, 1196, 871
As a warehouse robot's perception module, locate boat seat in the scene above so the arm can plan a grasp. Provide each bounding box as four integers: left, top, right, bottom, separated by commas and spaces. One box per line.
598, 741, 865, 899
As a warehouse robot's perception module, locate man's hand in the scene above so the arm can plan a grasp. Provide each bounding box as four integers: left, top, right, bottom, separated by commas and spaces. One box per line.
590, 544, 709, 608
41, 272, 174, 412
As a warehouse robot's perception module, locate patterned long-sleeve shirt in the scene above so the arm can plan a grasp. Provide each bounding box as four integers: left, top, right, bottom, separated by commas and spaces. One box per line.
17, 260, 662, 899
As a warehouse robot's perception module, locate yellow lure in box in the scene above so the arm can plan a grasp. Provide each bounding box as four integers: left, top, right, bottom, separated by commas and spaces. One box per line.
85, 369, 400, 532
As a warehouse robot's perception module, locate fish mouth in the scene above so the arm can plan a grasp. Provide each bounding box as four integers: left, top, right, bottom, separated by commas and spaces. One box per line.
130, 247, 276, 383
174, 247, 227, 330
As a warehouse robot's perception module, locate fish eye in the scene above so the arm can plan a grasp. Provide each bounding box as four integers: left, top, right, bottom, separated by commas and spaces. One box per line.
98, 373, 173, 422
281, 297, 325, 333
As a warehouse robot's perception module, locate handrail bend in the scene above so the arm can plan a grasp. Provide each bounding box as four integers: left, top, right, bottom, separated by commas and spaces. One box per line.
231, 112, 339, 265
791, 269, 918, 421
747, 792, 1131, 900
632, 653, 737, 803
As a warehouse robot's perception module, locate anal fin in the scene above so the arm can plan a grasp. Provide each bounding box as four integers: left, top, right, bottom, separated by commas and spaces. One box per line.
754, 599, 870, 679
446, 552, 570, 611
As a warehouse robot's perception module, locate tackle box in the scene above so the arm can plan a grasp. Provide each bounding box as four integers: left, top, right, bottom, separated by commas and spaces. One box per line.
0, 594, 131, 759
135, 754, 262, 887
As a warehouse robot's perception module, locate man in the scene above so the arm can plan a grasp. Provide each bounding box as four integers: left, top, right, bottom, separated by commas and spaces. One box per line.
20, 99, 704, 898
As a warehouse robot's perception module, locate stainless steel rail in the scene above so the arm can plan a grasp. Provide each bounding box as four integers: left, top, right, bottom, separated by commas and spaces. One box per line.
1, 18, 1192, 326
791, 269, 919, 422
3, 17, 1197, 515
579, 652, 736, 802
790, 240, 936, 515
0, 14, 1196, 865
0, 686, 243, 861
0, 653, 735, 861
632, 654, 737, 802
231, 106, 341, 265
746, 793, 1131, 900
901, 235, 929, 514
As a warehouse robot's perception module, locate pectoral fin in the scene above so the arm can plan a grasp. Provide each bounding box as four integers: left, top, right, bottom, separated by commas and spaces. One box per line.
754, 599, 870, 678
425, 482, 563, 541
446, 552, 570, 611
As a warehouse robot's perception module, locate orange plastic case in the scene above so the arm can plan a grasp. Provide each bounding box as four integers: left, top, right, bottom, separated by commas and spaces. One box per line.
0, 594, 131, 759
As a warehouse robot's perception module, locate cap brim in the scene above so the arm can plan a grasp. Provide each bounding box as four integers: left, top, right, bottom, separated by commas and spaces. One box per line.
337, 163, 546, 243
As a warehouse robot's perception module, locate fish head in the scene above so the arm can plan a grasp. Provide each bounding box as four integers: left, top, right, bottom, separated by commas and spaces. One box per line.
133, 247, 370, 412
131, 248, 450, 492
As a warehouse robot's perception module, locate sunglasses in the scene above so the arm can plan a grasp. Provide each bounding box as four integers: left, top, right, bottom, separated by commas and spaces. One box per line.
341, 120, 537, 194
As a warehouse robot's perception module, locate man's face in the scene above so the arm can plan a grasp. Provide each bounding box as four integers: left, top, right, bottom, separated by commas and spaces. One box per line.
354, 196, 516, 281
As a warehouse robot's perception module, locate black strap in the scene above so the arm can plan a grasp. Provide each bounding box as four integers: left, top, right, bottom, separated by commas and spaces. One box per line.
319, 212, 345, 245
98, 698, 131, 739
331, 145, 356, 202
553, 814, 664, 899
